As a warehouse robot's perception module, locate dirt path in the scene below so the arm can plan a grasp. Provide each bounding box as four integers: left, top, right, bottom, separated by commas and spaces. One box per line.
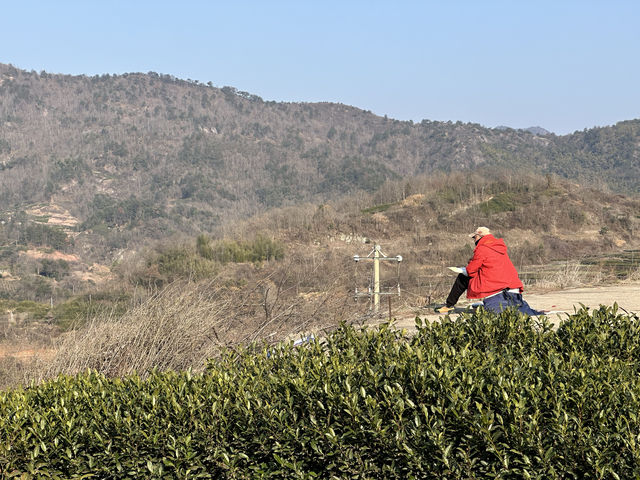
523, 283, 640, 315
388, 281, 640, 330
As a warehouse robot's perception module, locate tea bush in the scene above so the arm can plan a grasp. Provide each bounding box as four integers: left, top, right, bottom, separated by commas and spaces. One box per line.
1, 306, 640, 478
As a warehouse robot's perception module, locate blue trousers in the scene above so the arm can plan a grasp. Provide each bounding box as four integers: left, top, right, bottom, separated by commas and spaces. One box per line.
483, 290, 542, 316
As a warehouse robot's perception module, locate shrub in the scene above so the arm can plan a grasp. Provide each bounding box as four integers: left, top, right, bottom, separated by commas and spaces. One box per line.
199, 234, 285, 264
361, 203, 394, 214
2, 306, 640, 477
81, 194, 165, 230
19, 223, 71, 250
49, 294, 130, 331
249, 234, 285, 262
153, 247, 217, 284
478, 192, 516, 215
38, 258, 70, 280
0, 299, 49, 319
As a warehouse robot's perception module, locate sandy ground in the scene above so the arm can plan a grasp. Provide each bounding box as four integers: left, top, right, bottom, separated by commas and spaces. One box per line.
388, 281, 640, 331
523, 283, 640, 316
0, 346, 55, 361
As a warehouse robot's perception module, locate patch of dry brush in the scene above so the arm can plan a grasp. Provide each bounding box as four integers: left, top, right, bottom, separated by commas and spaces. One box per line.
35, 260, 357, 382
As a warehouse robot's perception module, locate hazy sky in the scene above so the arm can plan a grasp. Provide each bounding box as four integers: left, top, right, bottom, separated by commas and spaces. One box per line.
3, 0, 639, 135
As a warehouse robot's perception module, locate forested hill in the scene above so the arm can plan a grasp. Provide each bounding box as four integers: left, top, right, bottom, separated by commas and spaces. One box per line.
1, 62, 639, 237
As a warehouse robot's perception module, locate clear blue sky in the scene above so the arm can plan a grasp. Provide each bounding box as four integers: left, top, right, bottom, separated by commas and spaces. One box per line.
3, 0, 639, 135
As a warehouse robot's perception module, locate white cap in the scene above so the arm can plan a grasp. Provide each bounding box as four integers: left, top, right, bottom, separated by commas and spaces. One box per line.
469, 226, 491, 238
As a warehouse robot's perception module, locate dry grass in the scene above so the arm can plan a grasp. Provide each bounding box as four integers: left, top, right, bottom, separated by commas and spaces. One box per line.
627, 265, 640, 282
528, 262, 598, 290
36, 281, 230, 380
30, 260, 358, 383
0, 356, 34, 390
0, 316, 58, 389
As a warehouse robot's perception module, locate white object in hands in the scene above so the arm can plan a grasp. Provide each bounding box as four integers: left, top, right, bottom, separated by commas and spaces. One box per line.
448, 266, 468, 276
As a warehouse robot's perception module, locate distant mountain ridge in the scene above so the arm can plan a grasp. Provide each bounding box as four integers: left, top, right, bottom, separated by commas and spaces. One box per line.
523, 126, 551, 135
495, 125, 551, 135
1, 62, 639, 242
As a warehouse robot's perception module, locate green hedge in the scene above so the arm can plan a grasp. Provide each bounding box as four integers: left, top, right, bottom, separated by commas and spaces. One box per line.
1, 306, 640, 478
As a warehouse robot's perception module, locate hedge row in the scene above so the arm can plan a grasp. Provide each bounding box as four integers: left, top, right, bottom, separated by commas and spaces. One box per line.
1, 305, 640, 478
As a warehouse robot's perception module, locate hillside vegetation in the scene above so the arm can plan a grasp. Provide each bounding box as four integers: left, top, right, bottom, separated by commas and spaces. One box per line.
1, 62, 639, 255
2, 170, 639, 317
2, 171, 639, 388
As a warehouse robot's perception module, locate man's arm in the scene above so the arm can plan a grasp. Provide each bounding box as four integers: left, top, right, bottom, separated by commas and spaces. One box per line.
465, 247, 485, 277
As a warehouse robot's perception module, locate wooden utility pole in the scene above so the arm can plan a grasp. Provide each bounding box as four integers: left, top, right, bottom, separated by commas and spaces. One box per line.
373, 244, 381, 311
353, 244, 402, 313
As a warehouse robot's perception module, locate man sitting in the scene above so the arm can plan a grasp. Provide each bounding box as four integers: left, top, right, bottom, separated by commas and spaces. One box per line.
435, 226, 541, 315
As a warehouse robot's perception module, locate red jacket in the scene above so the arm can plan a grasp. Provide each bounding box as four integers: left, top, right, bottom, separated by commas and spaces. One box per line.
466, 234, 523, 299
